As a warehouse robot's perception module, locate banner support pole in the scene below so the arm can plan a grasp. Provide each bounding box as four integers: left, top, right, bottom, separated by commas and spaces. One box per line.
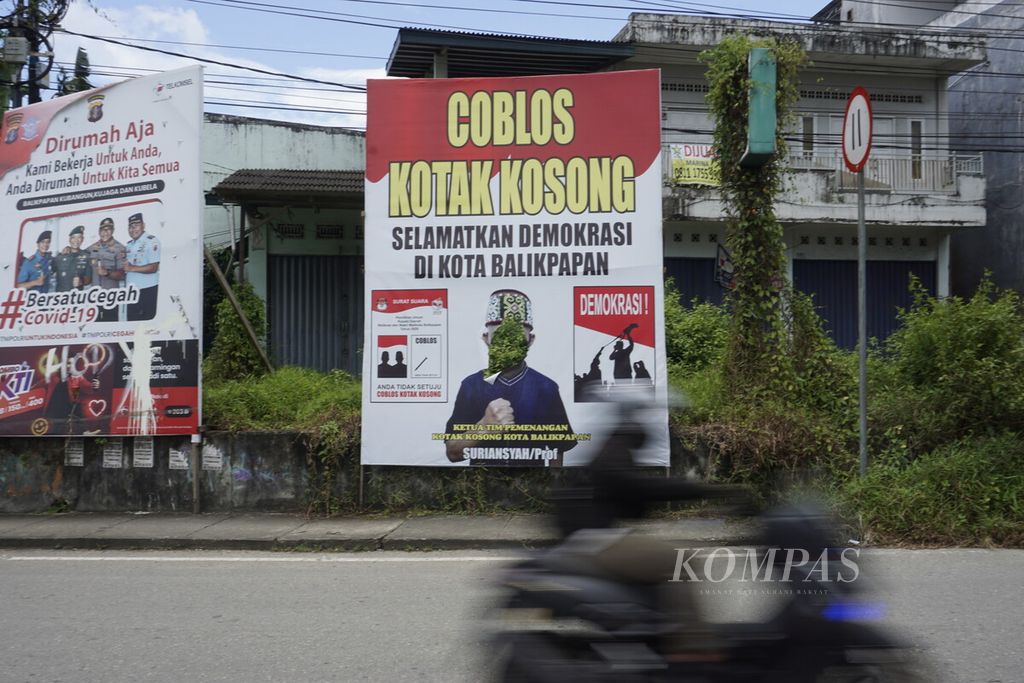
358, 464, 365, 511
191, 439, 200, 514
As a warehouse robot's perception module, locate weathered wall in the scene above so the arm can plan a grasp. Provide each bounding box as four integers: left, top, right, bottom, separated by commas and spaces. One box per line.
947, 3, 1024, 296
0, 432, 308, 513
0, 431, 691, 514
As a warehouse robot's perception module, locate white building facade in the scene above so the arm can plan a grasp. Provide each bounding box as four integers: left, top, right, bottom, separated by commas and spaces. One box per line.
617, 13, 986, 347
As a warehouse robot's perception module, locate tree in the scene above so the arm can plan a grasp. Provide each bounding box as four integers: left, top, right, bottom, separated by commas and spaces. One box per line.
54, 47, 92, 97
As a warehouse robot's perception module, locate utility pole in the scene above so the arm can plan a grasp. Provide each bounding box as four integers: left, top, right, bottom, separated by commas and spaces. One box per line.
27, 0, 41, 104
2, 0, 66, 107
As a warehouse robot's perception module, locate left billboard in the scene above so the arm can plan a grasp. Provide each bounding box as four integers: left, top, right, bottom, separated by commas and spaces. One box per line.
0, 66, 203, 437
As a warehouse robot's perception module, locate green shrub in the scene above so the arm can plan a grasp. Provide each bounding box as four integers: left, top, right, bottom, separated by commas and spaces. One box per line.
204, 282, 269, 384
840, 434, 1024, 546
664, 278, 730, 379
203, 366, 360, 431
873, 278, 1024, 457
676, 398, 849, 498
784, 288, 858, 421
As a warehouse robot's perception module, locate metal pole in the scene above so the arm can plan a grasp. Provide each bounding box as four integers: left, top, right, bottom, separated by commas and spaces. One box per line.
358, 464, 365, 511
857, 170, 868, 476
191, 440, 201, 514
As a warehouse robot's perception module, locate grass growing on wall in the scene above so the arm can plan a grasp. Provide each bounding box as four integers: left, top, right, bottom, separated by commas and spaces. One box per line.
204, 367, 362, 514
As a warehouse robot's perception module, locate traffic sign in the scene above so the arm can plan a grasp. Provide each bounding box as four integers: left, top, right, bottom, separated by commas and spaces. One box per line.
842, 86, 873, 173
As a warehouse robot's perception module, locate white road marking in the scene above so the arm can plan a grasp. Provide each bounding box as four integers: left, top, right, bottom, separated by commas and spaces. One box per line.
4, 555, 519, 563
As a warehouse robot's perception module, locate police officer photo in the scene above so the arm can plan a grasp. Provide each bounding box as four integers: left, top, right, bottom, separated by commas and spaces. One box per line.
124, 212, 161, 321
54, 225, 93, 292
17, 230, 53, 292
87, 217, 127, 322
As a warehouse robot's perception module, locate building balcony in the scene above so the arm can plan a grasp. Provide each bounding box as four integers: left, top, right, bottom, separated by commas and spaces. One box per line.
662, 146, 986, 228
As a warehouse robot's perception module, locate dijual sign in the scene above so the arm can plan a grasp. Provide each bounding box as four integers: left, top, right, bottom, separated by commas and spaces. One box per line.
362, 70, 670, 467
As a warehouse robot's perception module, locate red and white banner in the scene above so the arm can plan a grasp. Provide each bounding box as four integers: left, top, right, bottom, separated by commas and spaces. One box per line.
362, 70, 668, 466
0, 67, 203, 436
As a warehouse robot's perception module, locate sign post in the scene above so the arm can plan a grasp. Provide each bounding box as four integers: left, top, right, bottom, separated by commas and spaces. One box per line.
843, 86, 873, 477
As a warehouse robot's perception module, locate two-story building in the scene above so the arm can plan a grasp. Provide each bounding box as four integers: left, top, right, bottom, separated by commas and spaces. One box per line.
386, 10, 986, 348
209, 3, 989, 374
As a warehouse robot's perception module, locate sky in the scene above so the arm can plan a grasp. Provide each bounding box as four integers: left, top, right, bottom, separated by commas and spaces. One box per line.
37, 0, 833, 129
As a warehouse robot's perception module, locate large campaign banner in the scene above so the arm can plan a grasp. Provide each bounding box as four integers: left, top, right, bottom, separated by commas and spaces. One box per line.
363, 70, 668, 466
0, 66, 203, 437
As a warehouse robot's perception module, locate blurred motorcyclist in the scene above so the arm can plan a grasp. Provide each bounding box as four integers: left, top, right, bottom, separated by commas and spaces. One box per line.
548, 399, 748, 656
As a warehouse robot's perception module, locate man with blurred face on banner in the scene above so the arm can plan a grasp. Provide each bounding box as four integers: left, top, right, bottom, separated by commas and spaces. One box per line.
444, 289, 576, 467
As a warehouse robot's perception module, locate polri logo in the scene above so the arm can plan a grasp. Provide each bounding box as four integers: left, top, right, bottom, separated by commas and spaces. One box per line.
88, 94, 105, 122
4, 113, 23, 144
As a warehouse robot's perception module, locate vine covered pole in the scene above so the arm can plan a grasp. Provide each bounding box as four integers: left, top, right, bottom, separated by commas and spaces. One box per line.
701, 36, 806, 401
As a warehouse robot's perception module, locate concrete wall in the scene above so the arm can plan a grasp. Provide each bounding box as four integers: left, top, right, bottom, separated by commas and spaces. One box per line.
945, 2, 1024, 295
840, 0, 960, 26
0, 433, 307, 513
0, 432, 622, 513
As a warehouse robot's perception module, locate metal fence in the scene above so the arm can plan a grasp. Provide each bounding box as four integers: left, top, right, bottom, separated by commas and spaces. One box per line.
805, 152, 983, 194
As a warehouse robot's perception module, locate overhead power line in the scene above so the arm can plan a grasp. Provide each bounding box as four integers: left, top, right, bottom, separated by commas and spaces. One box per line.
79, 35, 388, 61
56, 28, 367, 92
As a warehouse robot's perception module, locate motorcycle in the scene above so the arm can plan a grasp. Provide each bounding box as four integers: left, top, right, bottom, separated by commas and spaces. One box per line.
489, 401, 927, 682
493, 505, 928, 682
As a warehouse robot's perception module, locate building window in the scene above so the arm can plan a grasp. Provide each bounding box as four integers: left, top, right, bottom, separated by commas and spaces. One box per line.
911, 120, 923, 180
802, 116, 814, 156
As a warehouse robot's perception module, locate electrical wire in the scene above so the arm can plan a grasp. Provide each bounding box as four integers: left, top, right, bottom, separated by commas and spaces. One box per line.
41, 2, 1024, 131
56, 28, 368, 92
76, 35, 388, 61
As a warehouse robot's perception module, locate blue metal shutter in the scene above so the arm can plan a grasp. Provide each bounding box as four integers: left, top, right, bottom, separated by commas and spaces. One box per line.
267, 255, 364, 375
793, 260, 857, 348
664, 257, 725, 307
868, 260, 936, 342
793, 260, 936, 349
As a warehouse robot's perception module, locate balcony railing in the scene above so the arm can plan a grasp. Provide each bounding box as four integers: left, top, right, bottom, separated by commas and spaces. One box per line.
825, 153, 983, 193
664, 144, 983, 195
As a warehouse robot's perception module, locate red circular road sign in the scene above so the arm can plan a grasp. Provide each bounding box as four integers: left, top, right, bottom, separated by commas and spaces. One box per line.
842, 86, 873, 173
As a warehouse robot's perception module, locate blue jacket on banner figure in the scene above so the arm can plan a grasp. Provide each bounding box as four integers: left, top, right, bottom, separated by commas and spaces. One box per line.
17, 230, 53, 293
124, 212, 161, 321
445, 289, 576, 467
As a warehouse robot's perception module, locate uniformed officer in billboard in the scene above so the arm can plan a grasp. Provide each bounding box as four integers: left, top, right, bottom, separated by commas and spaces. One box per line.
124, 212, 161, 321
54, 225, 93, 292
16, 230, 53, 293
88, 217, 127, 322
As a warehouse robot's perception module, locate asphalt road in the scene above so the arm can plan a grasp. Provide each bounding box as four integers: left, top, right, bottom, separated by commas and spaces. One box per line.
1, 548, 1020, 682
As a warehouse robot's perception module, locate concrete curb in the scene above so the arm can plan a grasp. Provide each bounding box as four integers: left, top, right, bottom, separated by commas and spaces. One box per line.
0, 512, 755, 552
